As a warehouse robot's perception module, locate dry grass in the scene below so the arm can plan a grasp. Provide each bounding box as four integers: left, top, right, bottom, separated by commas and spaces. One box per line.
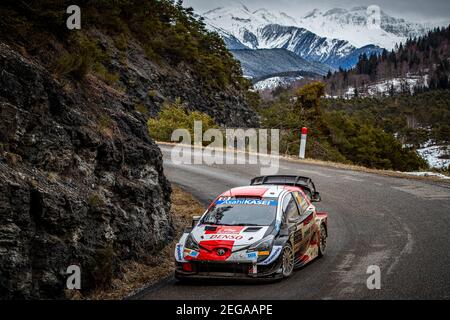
85, 184, 205, 300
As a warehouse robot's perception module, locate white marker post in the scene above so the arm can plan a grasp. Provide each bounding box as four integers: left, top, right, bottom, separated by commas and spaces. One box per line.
299, 127, 308, 159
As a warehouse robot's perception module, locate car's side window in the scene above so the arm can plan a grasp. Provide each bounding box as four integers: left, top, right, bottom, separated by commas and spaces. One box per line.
294, 192, 310, 215
282, 193, 291, 215
283, 193, 300, 221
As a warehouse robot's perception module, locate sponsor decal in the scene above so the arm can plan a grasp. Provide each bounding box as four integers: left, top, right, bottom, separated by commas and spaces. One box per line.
258, 246, 282, 265
215, 199, 278, 206
176, 244, 184, 261
183, 248, 199, 258
250, 263, 258, 275
258, 251, 270, 256
208, 234, 243, 240
302, 214, 313, 226
216, 227, 242, 234
304, 228, 311, 238
247, 252, 258, 261
299, 254, 310, 263
204, 225, 244, 235
275, 220, 281, 232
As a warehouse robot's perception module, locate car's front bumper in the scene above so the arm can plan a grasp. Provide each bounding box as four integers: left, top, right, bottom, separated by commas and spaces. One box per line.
175, 259, 283, 281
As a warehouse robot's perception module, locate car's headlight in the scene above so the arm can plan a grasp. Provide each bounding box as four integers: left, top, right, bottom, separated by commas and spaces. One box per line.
184, 233, 199, 251
248, 235, 274, 253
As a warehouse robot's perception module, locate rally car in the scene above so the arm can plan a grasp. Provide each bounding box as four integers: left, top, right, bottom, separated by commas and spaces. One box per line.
174, 175, 328, 281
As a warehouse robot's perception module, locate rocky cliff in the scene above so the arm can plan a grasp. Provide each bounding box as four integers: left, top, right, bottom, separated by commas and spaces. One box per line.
0, 42, 173, 299
0, 1, 259, 299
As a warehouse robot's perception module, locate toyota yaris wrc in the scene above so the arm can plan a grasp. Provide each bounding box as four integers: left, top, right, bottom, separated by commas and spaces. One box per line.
174, 175, 328, 280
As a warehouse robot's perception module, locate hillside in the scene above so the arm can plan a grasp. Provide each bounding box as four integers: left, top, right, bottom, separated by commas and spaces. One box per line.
322, 91, 450, 169
325, 25, 450, 97
257, 82, 427, 171
0, 0, 257, 299
0, 0, 258, 127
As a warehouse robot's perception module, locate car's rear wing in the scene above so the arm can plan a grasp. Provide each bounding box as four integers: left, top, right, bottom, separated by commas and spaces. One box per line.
250, 175, 321, 202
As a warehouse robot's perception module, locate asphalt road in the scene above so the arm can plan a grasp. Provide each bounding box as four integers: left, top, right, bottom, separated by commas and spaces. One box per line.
134, 144, 450, 300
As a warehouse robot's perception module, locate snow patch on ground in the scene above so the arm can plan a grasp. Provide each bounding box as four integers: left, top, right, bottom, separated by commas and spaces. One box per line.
417, 145, 450, 169
253, 76, 303, 91
400, 172, 450, 180
334, 75, 429, 99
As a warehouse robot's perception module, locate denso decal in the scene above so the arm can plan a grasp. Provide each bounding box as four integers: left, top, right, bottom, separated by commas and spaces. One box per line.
208, 234, 243, 240
215, 199, 277, 206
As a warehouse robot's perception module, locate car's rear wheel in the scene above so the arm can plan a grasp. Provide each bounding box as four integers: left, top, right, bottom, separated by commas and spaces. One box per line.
281, 244, 294, 278
318, 224, 327, 257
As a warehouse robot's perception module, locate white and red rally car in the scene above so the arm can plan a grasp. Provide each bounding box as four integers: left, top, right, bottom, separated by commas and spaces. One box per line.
174, 175, 328, 281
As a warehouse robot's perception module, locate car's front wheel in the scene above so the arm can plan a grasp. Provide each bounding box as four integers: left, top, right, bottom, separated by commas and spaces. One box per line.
281, 244, 294, 278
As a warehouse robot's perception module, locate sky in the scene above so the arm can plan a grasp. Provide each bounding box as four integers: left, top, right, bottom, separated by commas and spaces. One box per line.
184, 0, 450, 23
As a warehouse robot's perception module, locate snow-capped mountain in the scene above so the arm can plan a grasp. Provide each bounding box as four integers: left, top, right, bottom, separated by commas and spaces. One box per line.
202, 5, 432, 51
202, 5, 383, 69
255, 24, 381, 69
296, 7, 431, 49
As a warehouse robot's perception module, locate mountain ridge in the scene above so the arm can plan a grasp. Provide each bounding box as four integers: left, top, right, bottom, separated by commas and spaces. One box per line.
201, 5, 385, 69
202, 4, 437, 50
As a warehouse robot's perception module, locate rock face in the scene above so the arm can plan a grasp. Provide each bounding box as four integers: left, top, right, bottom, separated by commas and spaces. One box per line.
0, 43, 172, 299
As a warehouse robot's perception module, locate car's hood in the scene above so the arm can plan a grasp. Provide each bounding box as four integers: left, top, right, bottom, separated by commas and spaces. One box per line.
191, 225, 270, 250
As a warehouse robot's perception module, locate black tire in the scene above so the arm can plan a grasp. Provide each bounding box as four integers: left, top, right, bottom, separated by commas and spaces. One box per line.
281, 243, 295, 278
318, 224, 327, 257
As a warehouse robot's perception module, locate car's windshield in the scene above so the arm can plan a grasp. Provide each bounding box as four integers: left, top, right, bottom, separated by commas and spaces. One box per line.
202, 198, 278, 226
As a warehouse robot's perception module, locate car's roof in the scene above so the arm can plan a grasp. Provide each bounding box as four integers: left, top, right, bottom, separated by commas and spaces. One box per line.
219, 185, 303, 199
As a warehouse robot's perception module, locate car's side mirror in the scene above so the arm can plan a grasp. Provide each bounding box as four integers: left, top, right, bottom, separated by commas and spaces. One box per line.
311, 192, 321, 202
192, 215, 201, 227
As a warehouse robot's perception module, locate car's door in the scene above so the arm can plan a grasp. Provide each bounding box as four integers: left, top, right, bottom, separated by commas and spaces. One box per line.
293, 191, 316, 254
281, 193, 303, 254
